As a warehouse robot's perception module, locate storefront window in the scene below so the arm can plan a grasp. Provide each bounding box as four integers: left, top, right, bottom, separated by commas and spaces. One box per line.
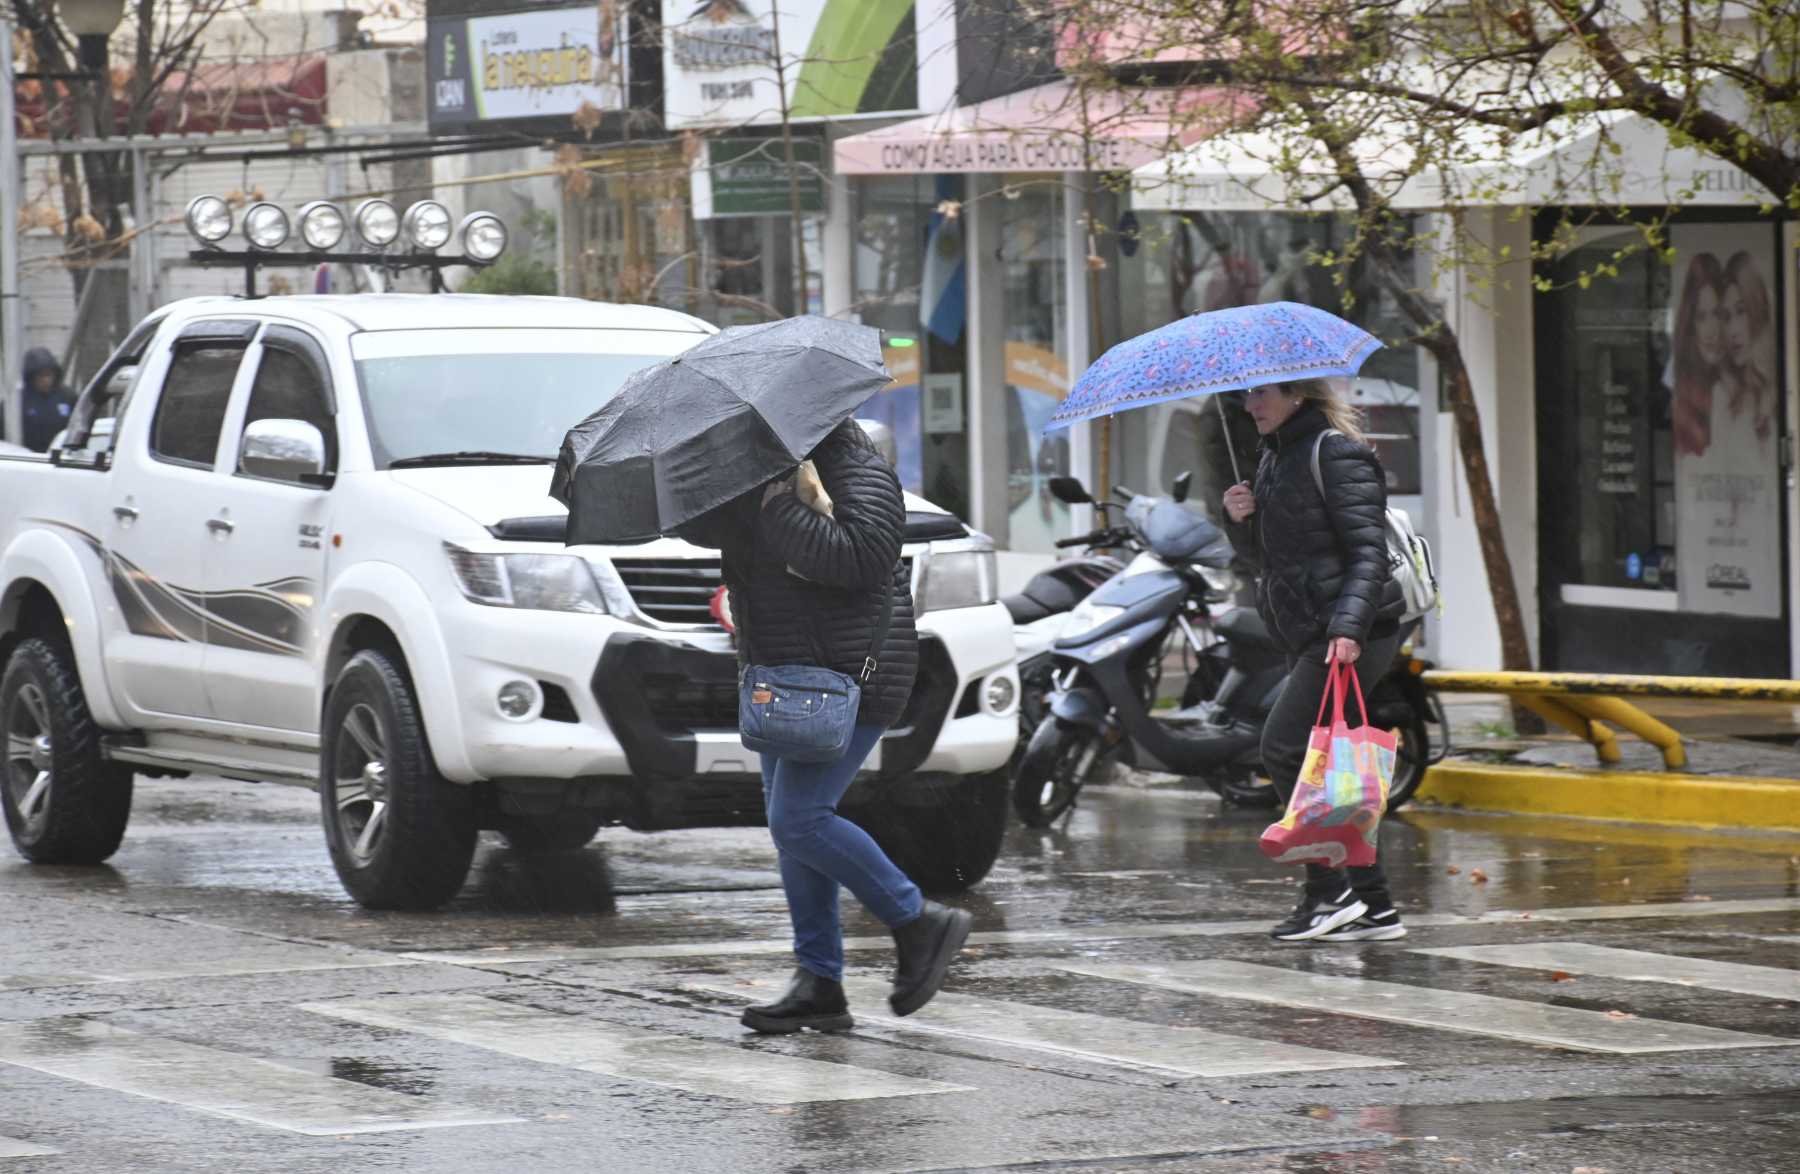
1113, 208, 1423, 520
1538, 222, 1783, 619
851, 175, 970, 518
1002, 182, 1070, 554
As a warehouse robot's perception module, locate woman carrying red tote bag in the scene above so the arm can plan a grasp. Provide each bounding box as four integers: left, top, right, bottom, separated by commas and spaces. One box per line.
1260, 658, 1396, 870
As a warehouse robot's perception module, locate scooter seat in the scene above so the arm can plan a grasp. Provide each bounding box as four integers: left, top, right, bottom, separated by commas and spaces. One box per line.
1214, 607, 1281, 652
1003, 592, 1055, 625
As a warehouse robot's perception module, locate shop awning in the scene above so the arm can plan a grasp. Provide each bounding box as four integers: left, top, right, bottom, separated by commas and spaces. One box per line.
1131, 108, 1775, 211
834, 80, 1249, 177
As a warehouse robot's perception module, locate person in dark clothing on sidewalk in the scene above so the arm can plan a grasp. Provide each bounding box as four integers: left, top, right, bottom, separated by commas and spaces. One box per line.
11, 348, 76, 453
678, 419, 973, 1032
1223, 378, 1408, 943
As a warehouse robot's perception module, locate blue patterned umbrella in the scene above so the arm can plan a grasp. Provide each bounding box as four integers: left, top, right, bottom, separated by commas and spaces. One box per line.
1045, 301, 1382, 432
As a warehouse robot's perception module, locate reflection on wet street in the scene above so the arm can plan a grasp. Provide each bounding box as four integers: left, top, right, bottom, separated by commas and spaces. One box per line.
0, 774, 1795, 1172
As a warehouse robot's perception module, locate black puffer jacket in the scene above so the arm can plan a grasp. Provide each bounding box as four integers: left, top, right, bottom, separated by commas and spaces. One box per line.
676, 421, 919, 729
1226, 403, 1399, 653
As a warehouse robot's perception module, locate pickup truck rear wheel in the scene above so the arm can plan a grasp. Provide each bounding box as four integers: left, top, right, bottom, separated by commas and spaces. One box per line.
1, 638, 133, 864
853, 769, 1009, 896
320, 651, 476, 910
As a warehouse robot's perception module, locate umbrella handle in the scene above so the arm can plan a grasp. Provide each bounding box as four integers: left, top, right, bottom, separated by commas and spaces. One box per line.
1216, 394, 1243, 484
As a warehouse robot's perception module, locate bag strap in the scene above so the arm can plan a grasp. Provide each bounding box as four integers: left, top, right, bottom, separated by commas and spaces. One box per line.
1309, 428, 1340, 502
860, 570, 895, 685
1314, 656, 1343, 727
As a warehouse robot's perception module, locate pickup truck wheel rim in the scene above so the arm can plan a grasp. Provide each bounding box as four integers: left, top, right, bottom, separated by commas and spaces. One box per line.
5, 683, 54, 834
334, 704, 390, 865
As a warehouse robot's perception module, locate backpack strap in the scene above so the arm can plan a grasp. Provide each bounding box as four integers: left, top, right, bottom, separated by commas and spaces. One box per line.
1309, 427, 1340, 501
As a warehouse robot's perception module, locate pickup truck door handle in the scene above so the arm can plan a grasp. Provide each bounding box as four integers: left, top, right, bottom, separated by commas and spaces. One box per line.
206, 517, 235, 535
113, 505, 139, 522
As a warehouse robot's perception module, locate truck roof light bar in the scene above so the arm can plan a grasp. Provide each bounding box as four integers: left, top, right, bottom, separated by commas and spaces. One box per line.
184, 194, 507, 296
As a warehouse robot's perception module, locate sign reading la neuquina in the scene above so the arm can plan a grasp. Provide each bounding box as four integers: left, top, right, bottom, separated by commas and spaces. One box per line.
428, 3, 628, 128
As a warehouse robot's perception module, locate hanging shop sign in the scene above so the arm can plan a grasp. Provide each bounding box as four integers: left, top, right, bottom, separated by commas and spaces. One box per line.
662, 0, 918, 130
691, 137, 825, 219
428, 4, 629, 128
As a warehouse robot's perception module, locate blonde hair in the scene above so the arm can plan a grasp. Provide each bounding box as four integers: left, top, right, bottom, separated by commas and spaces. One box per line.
1284, 377, 1365, 442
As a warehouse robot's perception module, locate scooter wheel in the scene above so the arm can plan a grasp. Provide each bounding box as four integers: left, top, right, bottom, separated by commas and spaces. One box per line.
1012, 718, 1100, 828
1383, 708, 1432, 810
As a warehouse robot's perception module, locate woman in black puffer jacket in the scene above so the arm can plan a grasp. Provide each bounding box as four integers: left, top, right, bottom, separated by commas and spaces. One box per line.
678, 420, 972, 1033
1223, 379, 1407, 945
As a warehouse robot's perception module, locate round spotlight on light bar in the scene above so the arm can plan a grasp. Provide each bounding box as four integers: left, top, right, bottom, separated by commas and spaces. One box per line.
184, 194, 233, 244
353, 198, 400, 247
242, 202, 290, 250
401, 200, 453, 251
459, 212, 508, 263
297, 201, 346, 251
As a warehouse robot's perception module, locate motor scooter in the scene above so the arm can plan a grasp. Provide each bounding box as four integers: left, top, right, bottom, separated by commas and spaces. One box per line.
1011, 478, 1438, 826
1005, 477, 1129, 763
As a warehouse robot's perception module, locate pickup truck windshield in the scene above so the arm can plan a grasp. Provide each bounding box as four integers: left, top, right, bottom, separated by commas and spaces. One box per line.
353, 330, 684, 470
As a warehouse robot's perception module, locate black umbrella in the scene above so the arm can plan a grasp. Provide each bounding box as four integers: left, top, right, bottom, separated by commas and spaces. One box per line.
551, 316, 889, 544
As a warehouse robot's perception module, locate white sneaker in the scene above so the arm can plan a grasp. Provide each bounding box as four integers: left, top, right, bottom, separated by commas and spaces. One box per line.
1271, 887, 1369, 942
1319, 906, 1408, 942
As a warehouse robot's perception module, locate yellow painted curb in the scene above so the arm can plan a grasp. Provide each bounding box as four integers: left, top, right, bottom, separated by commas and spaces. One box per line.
1416, 761, 1800, 833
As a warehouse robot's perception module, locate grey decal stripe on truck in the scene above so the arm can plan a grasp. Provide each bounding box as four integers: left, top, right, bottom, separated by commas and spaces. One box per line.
24, 518, 310, 657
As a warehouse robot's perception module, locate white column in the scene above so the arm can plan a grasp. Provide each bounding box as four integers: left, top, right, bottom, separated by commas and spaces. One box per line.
914, 0, 960, 116
820, 131, 854, 319
1, 16, 22, 444
964, 175, 1008, 546
1429, 208, 1538, 670
1061, 180, 1094, 536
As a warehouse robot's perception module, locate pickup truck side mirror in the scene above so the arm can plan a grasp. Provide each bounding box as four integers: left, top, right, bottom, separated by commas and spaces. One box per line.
241, 418, 328, 485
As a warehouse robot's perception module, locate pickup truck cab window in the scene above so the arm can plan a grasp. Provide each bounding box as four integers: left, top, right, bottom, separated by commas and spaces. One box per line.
151, 342, 248, 469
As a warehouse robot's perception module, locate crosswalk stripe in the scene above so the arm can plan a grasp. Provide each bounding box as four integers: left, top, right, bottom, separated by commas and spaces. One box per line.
1056, 960, 1800, 1054
689, 979, 1399, 1078
0, 1136, 58, 1158
301, 994, 970, 1105
1415, 943, 1800, 1002
0, 1019, 520, 1136
402, 897, 1800, 965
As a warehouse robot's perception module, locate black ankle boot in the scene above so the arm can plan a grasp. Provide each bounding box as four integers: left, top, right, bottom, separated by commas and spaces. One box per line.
889, 900, 973, 1017
741, 967, 854, 1034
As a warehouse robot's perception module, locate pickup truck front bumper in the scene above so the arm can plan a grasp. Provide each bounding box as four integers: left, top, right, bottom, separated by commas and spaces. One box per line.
440, 599, 1017, 796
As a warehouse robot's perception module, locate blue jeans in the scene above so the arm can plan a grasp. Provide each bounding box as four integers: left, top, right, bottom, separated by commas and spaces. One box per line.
760, 724, 924, 982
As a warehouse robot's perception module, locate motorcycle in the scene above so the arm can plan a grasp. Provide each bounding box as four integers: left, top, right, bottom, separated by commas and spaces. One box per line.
1004, 477, 1130, 763
1011, 476, 1439, 827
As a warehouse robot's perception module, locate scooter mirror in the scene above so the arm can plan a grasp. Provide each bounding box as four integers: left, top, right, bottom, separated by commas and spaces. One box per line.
1172, 471, 1192, 503
1048, 475, 1093, 505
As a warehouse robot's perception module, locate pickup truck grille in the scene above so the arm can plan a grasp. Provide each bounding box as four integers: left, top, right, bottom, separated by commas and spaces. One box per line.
612, 559, 722, 626
614, 557, 915, 627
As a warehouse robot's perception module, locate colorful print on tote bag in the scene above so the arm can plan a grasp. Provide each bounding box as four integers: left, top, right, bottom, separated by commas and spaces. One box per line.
1259, 659, 1396, 869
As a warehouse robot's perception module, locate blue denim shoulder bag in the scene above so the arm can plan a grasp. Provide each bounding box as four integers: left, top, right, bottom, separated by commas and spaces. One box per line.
738, 580, 893, 763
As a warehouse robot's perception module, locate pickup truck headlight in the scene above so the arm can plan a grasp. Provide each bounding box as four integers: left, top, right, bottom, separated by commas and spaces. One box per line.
916, 547, 998, 613
445, 545, 607, 614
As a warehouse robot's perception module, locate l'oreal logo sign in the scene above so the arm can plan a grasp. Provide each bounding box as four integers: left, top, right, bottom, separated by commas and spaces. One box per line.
670, 0, 774, 69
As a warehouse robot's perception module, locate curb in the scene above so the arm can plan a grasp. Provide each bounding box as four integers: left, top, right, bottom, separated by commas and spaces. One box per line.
1415, 760, 1800, 833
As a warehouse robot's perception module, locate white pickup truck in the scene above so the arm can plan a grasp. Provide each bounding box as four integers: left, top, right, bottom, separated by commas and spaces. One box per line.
0, 293, 1019, 908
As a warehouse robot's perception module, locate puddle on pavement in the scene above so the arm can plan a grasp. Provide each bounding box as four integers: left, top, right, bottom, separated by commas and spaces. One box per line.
281, 1055, 439, 1096
1297, 1088, 1800, 1139
455, 846, 619, 914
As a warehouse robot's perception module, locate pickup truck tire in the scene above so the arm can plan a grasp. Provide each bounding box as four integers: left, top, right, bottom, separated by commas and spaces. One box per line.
0, 638, 134, 864
852, 769, 1009, 896
496, 812, 603, 854
320, 651, 476, 910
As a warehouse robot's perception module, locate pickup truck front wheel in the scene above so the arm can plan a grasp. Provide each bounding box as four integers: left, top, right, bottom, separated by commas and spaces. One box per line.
1, 638, 133, 864
320, 651, 476, 910
852, 769, 1009, 896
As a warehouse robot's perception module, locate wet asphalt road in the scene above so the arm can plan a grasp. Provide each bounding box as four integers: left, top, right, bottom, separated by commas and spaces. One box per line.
1, 775, 1796, 1173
